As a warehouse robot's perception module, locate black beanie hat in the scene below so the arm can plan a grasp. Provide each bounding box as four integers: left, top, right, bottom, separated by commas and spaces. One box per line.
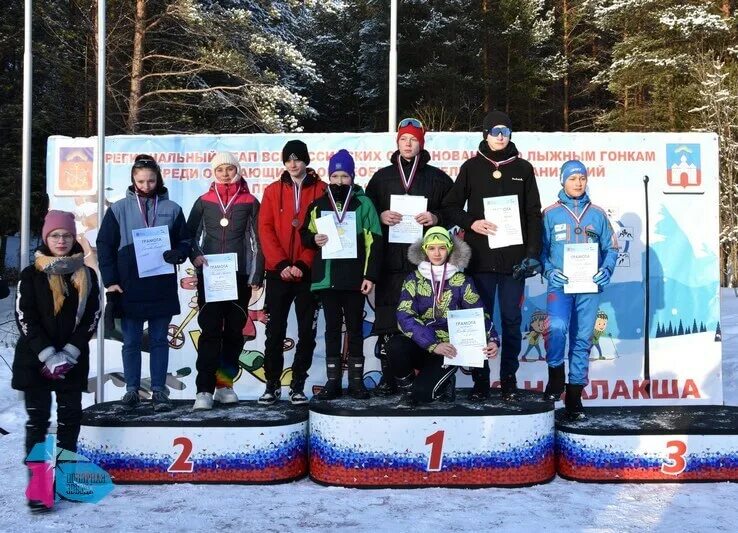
482, 110, 513, 138
282, 140, 310, 165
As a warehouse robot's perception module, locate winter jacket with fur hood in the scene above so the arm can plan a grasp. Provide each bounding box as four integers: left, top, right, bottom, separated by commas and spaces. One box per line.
396, 236, 499, 353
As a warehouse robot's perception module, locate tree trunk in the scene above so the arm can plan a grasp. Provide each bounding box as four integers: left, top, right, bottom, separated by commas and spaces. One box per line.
128, 0, 146, 133
505, 44, 510, 114
562, 0, 570, 131
482, 0, 491, 112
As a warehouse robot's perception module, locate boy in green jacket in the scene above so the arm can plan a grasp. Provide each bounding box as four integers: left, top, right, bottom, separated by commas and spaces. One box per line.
300, 149, 383, 400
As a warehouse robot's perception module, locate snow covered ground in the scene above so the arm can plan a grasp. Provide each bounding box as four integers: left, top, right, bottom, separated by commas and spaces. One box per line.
1, 289, 737, 531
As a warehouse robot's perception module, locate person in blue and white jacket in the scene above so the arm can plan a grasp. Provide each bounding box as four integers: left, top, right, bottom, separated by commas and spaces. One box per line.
540, 160, 618, 420
97, 155, 191, 412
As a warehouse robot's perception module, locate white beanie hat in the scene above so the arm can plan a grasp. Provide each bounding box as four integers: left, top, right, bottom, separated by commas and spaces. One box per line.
210, 151, 240, 174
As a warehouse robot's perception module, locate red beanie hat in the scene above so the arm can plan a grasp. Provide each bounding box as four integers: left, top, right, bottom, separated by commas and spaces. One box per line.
396, 121, 425, 150
42, 210, 76, 244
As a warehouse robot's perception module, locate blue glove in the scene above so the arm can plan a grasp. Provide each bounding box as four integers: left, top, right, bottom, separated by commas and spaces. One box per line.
546, 269, 569, 289
593, 268, 611, 287
512, 258, 543, 280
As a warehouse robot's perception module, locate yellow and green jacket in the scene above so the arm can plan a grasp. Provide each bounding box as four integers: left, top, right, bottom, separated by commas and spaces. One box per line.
300, 185, 383, 291
397, 237, 499, 353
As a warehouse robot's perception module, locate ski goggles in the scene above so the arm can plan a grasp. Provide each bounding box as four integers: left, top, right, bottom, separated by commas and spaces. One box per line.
488, 126, 512, 138
398, 118, 423, 129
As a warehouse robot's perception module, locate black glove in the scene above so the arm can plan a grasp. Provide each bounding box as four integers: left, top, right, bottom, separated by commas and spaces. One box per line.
0, 278, 8, 300
105, 291, 123, 322
163, 249, 187, 265
512, 257, 542, 280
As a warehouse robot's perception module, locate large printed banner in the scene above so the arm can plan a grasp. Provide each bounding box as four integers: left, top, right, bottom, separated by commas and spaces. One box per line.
46, 132, 721, 405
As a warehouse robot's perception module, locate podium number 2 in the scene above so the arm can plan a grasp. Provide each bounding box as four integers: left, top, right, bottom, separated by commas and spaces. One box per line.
168, 436, 194, 473
661, 440, 687, 476
425, 430, 445, 472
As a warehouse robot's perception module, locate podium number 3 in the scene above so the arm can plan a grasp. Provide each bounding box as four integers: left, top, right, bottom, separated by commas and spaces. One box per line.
168, 436, 194, 473
661, 440, 687, 476
425, 430, 445, 472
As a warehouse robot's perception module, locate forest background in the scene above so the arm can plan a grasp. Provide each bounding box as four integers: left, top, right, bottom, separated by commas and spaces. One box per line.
0, 0, 736, 281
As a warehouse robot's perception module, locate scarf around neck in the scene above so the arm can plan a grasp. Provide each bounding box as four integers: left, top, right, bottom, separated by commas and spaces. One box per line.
34, 251, 90, 325
417, 261, 459, 281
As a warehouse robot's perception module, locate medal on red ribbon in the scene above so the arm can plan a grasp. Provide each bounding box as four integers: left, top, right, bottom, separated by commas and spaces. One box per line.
327, 186, 354, 224
135, 194, 158, 228
397, 155, 420, 193
430, 263, 448, 305
214, 182, 241, 229
561, 201, 591, 238
478, 152, 518, 180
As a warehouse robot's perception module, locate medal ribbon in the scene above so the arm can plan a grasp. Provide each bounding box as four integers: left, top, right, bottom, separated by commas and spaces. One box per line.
293, 180, 303, 215
327, 186, 354, 224
397, 155, 420, 193
214, 182, 241, 219
560, 200, 591, 230
478, 152, 518, 172
430, 263, 448, 305
136, 194, 158, 228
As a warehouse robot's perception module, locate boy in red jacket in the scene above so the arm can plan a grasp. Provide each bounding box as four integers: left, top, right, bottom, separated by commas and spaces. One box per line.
258, 140, 327, 404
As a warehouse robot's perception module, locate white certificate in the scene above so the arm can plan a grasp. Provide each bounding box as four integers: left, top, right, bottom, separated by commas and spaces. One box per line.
563, 243, 599, 294
320, 211, 357, 259
203, 253, 238, 303
388, 194, 427, 244
483, 195, 524, 250
132, 225, 173, 278
315, 214, 343, 255
446, 307, 487, 368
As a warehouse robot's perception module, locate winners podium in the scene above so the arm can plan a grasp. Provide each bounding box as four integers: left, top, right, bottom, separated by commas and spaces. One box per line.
555, 405, 738, 482
77, 401, 308, 483
309, 389, 556, 488
76, 394, 738, 486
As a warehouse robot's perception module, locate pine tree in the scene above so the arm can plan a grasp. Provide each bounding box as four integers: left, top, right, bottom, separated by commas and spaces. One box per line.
590, 0, 733, 131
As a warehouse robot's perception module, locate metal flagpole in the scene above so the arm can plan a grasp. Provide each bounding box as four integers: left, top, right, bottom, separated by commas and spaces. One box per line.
388, 0, 398, 132
95, 0, 107, 403
20, 0, 32, 270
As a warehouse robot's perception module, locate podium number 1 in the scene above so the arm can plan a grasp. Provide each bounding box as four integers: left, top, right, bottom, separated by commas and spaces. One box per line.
168, 436, 194, 473
661, 440, 687, 476
425, 430, 445, 472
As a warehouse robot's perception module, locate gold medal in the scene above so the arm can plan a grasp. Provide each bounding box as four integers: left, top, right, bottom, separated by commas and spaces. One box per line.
220, 217, 229, 227
493, 170, 502, 179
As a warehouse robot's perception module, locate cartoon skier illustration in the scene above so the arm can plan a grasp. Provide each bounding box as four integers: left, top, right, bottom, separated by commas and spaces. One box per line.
590, 310, 609, 360
521, 309, 547, 362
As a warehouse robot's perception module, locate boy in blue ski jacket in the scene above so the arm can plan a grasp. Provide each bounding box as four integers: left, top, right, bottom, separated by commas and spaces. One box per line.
540, 160, 618, 420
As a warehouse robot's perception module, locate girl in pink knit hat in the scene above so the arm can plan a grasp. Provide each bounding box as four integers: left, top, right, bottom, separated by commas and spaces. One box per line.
13, 210, 101, 512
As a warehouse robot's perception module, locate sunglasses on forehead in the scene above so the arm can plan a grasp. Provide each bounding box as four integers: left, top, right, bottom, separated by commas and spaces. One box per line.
488, 126, 512, 137
398, 118, 423, 129
133, 158, 160, 170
